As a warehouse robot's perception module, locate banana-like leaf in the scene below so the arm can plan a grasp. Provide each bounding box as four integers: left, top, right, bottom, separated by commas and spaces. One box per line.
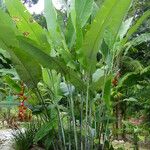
90, 68, 105, 91
69, 0, 93, 49
5, 0, 50, 54
0, 25, 42, 89
65, 15, 76, 49
42, 68, 61, 96
103, 0, 131, 48
75, 0, 93, 28
102, 75, 112, 108
70, 0, 76, 32
0, 25, 18, 49
4, 75, 21, 93
9, 47, 42, 88
44, 0, 62, 45
122, 10, 150, 44
118, 17, 133, 39
44, 0, 75, 68
91, 2, 99, 20
16, 36, 86, 92
80, 0, 131, 72
0, 9, 17, 32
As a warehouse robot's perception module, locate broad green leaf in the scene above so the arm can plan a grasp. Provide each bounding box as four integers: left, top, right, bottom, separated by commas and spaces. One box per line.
103, 75, 112, 108
118, 17, 133, 39
91, 2, 99, 20
0, 25, 42, 88
0, 25, 18, 49
4, 75, 21, 93
65, 15, 76, 49
0, 39, 7, 50
44, 0, 62, 45
92, 68, 105, 82
8, 47, 42, 89
100, 40, 109, 61
42, 68, 61, 96
79, 0, 118, 69
76, 0, 93, 28
0, 8, 17, 32
80, 0, 132, 72
122, 10, 150, 44
69, 0, 93, 49
90, 68, 105, 91
60, 82, 75, 96
17, 36, 68, 73
5, 0, 50, 53
16, 36, 86, 92
44, 0, 75, 68
70, 0, 76, 31
103, 0, 132, 48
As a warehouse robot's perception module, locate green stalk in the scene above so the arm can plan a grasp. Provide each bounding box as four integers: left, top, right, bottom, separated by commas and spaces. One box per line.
67, 84, 78, 150
85, 80, 89, 150
52, 141, 57, 150
80, 93, 83, 150
89, 103, 93, 150
68, 115, 71, 150
102, 117, 110, 150
56, 106, 66, 150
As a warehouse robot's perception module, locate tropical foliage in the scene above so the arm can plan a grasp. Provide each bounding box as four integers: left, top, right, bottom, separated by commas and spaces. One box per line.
0, 0, 150, 149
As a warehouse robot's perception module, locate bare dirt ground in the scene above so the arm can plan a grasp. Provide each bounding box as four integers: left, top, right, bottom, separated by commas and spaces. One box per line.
112, 139, 150, 150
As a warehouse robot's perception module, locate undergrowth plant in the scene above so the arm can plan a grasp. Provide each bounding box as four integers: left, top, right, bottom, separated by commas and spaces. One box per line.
12, 122, 41, 150
0, 0, 150, 149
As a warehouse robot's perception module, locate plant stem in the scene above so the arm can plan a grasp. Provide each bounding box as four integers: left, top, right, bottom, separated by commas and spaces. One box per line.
85, 80, 89, 150
68, 84, 78, 150
56, 106, 66, 150
80, 93, 83, 150
68, 115, 71, 150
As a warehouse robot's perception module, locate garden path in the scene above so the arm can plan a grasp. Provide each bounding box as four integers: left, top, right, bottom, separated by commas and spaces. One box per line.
0, 129, 15, 150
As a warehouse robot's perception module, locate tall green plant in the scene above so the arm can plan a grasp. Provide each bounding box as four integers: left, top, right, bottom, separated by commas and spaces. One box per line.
0, 0, 149, 149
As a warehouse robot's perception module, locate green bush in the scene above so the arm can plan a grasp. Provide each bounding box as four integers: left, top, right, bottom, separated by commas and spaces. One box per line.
12, 122, 40, 150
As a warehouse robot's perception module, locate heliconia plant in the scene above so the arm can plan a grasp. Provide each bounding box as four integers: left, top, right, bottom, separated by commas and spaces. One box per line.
0, 0, 150, 149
